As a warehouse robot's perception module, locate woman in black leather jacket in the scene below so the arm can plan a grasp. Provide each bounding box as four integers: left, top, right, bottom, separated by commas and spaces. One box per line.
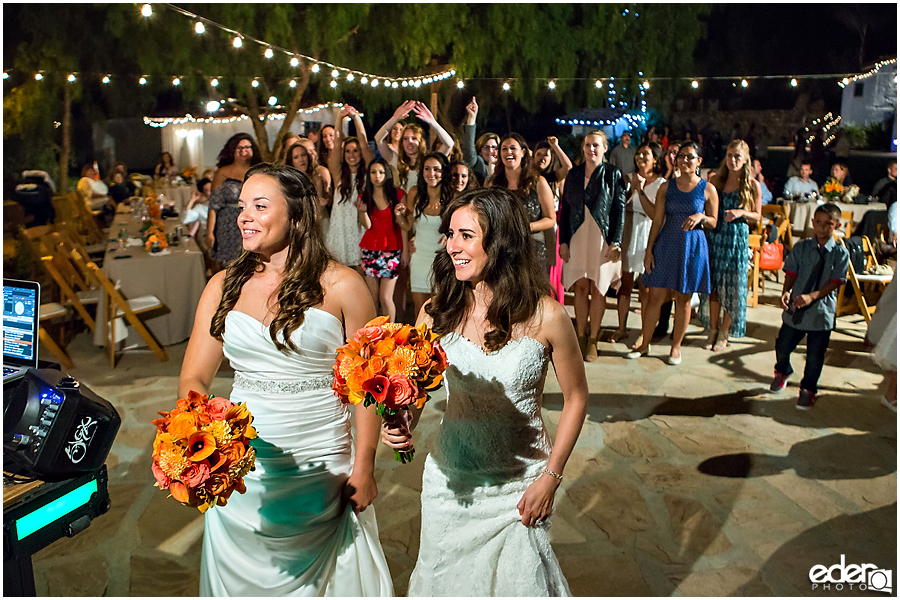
558, 131, 627, 361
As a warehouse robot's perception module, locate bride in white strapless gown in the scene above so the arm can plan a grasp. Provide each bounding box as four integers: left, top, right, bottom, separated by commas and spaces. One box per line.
180, 164, 392, 596
383, 187, 589, 597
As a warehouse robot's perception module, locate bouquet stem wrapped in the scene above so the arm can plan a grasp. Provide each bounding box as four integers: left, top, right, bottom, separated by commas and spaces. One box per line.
332, 316, 448, 463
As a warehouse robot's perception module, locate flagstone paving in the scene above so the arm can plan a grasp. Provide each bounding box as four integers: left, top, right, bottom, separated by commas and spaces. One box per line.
25, 289, 895, 596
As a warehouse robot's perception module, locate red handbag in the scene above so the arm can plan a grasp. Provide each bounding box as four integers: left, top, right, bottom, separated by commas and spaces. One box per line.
759, 241, 784, 270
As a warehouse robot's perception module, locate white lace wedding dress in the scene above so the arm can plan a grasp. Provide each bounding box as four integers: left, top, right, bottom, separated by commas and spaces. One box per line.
199, 308, 393, 596
408, 332, 572, 597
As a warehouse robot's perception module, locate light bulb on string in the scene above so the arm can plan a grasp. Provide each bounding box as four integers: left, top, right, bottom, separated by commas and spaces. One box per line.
692, 80, 699, 89
172, 77, 180, 86
331, 69, 339, 78
741, 79, 748, 88
139, 77, 147, 85
290, 57, 299, 68
141, 4, 152, 17
330, 80, 337, 89
2, 72, 7, 80
595, 80, 602, 88
233, 36, 242, 48
347, 73, 354, 82
360, 76, 368, 84
264, 48, 274, 59
211, 78, 219, 87
289, 79, 296, 88
548, 81, 556, 90
391, 82, 398, 89
414, 80, 421, 88
791, 78, 798, 87
67, 74, 76, 82
371, 79, 379, 87
206, 100, 220, 112
402, 81, 409, 87
194, 21, 205, 34
268, 96, 277, 106
251, 79, 259, 88
456, 80, 464, 89
311, 64, 320, 73
102, 75, 110, 84
642, 81, 650, 90
502, 82, 510, 91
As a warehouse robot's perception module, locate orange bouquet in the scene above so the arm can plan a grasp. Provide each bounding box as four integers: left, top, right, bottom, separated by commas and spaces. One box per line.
333, 316, 448, 463
822, 180, 844, 202
150, 391, 257, 512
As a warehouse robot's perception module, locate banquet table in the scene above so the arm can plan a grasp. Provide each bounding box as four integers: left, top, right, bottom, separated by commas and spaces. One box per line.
154, 181, 194, 214
782, 200, 887, 237
92, 210, 206, 348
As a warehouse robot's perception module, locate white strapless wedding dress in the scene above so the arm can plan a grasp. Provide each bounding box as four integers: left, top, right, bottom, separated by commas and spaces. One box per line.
199, 309, 393, 596
408, 332, 572, 597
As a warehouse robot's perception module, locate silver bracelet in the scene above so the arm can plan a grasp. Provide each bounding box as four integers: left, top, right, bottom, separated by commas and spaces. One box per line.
542, 467, 563, 481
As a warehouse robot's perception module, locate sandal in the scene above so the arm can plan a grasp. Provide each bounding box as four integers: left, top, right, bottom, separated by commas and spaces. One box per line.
610, 329, 628, 343
713, 330, 729, 352
702, 329, 718, 351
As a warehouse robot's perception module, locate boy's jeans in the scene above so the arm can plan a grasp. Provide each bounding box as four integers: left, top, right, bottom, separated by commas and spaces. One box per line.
774, 323, 832, 394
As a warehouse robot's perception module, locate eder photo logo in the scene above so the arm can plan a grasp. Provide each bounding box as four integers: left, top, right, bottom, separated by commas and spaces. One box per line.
809, 555, 892, 593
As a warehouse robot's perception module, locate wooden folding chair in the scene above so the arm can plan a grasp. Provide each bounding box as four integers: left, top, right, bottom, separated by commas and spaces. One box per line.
835, 238, 893, 323
54, 192, 105, 246
39, 302, 75, 370
747, 234, 761, 308
838, 210, 855, 238
68, 250, 168, 368
41, 231, 103, 332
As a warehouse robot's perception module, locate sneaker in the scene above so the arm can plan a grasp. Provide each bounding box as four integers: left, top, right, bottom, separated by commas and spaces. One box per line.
769, 371, 788, 393
796, 389, 817, 410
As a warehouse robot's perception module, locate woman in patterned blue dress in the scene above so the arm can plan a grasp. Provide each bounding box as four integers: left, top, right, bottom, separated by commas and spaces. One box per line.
699, 140, 762, 351
627, 141, 719, 364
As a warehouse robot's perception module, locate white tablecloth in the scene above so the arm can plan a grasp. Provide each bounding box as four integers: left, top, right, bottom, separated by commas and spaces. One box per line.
155, 182, 194, 214
93, 213, 206, 348
783, 200, 887, 237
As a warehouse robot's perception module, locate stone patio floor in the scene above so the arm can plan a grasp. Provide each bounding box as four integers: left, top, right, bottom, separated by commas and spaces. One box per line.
25, 287, 896, 596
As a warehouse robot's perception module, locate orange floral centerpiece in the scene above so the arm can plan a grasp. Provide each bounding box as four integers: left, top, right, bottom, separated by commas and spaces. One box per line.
147, 199, 162, 219
142, 218, 168, 251
181, 165, 197, 183
333, 316, 448, 463
151, 391, 257, 512
822, 180, 844, 202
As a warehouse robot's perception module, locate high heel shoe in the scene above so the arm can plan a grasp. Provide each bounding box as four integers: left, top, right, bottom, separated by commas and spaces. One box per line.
626, 345, 651, 359
702, 328, 718, 351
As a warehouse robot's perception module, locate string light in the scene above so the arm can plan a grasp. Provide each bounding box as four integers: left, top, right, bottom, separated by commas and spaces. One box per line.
548, 81, 556, 89
837, 58, 896, 88
347, 73, 354, 82
502, 82, 510, 91
2, 72, 7, 80
233, 36, 242, 48
251, 79, 259, 88
642, 81, 650, 90
691, 80, 699, 89
371, 79, 379, 87
791, 78, 798, 87
139, 77, 147, 85
330, 80, 337, 88
206, 100, 220, 112
67, 74, 76, 82
172, 77, 180, 86
741, 79, 748, 88
194, 21, 205, 34
331, 69, 339, 78
290, 57, 299, 67
268, 96, 277, 106
595, 80, 602, 88
143, 103, 351, 128
210, 78, 219, 87
141, 4, 152, 17
456, 80, 464, 89
264, 48, 274, 59
102, 75, 110, 84
289, 79, 296, 88
360, 76, 368, 84
311, 64, 320, 74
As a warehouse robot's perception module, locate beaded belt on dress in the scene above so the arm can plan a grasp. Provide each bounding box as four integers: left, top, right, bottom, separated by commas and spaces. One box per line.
233, 372, 334, 394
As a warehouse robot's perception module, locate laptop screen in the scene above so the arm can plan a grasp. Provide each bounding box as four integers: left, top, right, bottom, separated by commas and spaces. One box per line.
3, 280, 40, 368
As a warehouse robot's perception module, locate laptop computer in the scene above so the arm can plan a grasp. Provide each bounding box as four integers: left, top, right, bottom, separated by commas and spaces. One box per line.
3, 279, 40, 383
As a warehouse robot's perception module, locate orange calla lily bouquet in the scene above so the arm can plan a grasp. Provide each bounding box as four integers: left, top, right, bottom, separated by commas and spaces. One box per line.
333, 316, 448, 463
150, 391, 257, 512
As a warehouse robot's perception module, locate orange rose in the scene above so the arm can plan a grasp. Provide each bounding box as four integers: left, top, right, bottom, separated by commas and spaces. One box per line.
385, 374, 418, 409
355, 325, 387, 343
206, 473, 232, 496
168, 411, 199, 440
218, 441, 245, 465
207, 396, 234, 420
181, 460, 211, 487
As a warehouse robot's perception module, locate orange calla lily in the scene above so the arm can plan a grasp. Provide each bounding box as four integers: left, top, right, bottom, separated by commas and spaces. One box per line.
185, 431, 216, 462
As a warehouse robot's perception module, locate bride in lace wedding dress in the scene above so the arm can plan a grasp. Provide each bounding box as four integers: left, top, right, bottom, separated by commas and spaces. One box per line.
179, 164, 392, 596
383, 187, 589, 596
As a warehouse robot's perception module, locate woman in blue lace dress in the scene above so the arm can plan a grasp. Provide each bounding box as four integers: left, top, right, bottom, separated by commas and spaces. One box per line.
700, 140, 762, 351
628, 141, 719, 365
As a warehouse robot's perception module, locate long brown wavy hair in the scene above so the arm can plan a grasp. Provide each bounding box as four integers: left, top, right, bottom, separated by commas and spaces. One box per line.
427, 187, 551, 352
712, 139, 755, 212
397, 123, 426, 189
414, 152, 453, 218
209, 163, 332, 353
338, 136, 367, 203
285, 142, 316, 179
488, 133, 540, 199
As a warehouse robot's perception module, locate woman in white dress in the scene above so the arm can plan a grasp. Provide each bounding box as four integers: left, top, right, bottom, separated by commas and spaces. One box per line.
179, 163, 393, 596
325, 105, 375, 269
613, 141, 666, 344
383, 187, 588, 596
393, 152, 453, 318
